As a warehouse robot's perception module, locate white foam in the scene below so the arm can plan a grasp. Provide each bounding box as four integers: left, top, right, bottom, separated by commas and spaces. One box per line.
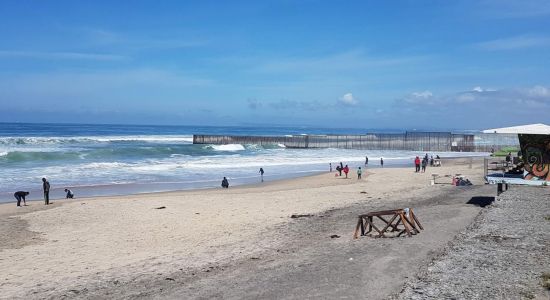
0, 135, 194, 145
211, 144, 246, 151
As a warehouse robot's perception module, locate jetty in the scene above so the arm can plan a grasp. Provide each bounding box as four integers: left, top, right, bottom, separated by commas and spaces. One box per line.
193, 132, 519, 152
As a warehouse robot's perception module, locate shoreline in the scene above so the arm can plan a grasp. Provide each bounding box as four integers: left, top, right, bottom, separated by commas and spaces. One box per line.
0, 155, 483, 204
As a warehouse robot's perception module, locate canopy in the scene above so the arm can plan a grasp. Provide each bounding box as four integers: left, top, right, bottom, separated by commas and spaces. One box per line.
482, 123, 550, 135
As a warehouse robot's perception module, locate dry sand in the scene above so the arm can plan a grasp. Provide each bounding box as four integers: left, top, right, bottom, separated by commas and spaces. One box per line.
0, 158, 492, 299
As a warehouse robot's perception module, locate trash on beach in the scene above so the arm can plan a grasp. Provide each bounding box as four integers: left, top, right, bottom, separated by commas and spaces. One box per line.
290, 214, 314, 219
330, 235, 340, 238
154, 206, 166, 209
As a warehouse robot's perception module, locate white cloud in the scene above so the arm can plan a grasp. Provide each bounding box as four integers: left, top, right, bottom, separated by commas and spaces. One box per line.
528, 85, 549, 97
411, 91, 433, 99
474, 35, 550, 51
0, 50, 128, 61
398, 86, 550, 109
339, 93, 358, 106
403, 90, 435, 104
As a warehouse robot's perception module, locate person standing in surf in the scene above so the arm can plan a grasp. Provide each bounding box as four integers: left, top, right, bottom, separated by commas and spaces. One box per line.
259, 168, 264, 182
380, 157, 384, 167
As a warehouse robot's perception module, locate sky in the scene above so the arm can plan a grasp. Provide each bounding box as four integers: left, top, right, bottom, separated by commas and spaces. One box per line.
0, 0, 549, 130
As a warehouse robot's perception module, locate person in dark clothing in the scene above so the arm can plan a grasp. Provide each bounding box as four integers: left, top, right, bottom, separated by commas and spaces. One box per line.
365, 156, 369, 166
505, 152, 511, 166
421, 159, 427, 173
380, 157, 384, 167
14, 191, 29, 207
42, 178, 50, 205
64, 189, 74, 199
259, 168, 264, 182
336, 165, 342, 176
221, 177, 229, 188
329, 163, 332, 172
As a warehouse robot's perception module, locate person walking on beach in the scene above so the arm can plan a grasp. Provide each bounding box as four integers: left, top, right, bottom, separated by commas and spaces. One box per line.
421, 158, 427, 173
14, 191, 29, 207
221, 177, 229, 188
42, 178, 50, 205
259, 168, 264, 182
365, 156, 368, 166
329, 163, 332, 172
380, 157, 384, 167
64, 188, 74, 199
414, 156, 421, 172
357, 167, 362, 179
343, 165, 349, 178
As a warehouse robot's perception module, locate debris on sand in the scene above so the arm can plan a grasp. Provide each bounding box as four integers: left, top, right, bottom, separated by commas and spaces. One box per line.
290, 214, 313, 219
155, 206, 166, 209
330, 235, 340, 238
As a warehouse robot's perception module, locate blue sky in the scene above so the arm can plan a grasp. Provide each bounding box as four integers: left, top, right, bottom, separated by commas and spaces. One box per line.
0, 0, 549, 130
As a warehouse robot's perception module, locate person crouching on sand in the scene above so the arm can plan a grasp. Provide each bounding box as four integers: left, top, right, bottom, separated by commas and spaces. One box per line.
14, 191, 29, 207
221, 177, 229, 188
64, 189, 74, 199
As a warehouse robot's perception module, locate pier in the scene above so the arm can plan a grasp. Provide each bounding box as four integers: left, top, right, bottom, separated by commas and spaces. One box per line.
193, 132, 519, 152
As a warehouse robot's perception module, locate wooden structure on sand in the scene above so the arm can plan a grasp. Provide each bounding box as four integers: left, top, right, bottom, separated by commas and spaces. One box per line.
353, 208, 423, 239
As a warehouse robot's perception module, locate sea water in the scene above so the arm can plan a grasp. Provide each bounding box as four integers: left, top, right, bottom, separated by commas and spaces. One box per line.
0, 123, 488, 202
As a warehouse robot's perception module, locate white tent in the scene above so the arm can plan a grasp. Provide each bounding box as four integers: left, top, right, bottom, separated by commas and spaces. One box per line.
482, 123, 550, 135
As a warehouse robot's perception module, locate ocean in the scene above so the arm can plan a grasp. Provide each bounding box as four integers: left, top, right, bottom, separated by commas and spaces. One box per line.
0, 123, 488, 202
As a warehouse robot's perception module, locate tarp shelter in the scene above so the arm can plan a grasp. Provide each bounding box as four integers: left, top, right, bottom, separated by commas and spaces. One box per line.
483, 124, 550, 185
482, 123, 550, 135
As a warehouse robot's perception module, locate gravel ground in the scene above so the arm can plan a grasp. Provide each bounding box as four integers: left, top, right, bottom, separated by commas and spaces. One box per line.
392, 186, 550, 300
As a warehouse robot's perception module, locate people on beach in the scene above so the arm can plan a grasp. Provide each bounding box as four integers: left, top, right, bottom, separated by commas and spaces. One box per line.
259, 168, 264, 182
505, 152, 511, 166
64, 189, 74, 199
329, 163, 332, 172
221, 177, 229, 188
14, 191, 29, 207
336, 165, 342, 176
415, 156, 421, 172
365, 156, 368, 166
357, 167, 362, 179
42, 177, 50, 205
380, 157, 384, 167
343, 165, 349, 178
430, 155, 434, 166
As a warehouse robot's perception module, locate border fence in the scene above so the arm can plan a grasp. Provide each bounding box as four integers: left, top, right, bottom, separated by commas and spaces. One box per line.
193, 132, 519, 152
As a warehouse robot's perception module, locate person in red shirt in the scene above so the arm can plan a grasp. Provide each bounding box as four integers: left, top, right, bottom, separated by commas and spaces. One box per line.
343, 165, 349, 178
414, 156, 421, 173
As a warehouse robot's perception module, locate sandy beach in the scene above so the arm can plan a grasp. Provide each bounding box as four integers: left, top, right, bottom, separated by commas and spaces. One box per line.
1, 158, 494, 299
